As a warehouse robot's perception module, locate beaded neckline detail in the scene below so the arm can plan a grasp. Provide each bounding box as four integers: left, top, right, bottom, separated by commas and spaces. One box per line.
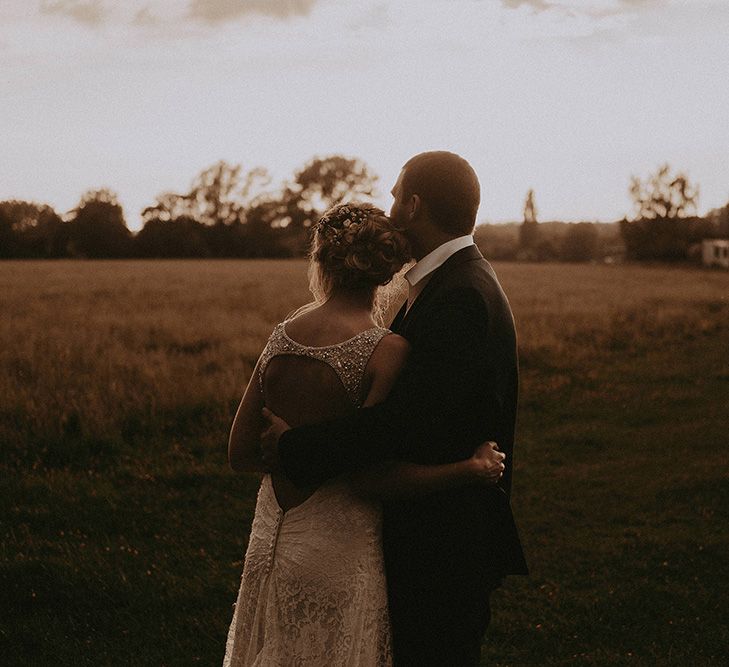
280, 322, 382, 350
258, 321, 391, 408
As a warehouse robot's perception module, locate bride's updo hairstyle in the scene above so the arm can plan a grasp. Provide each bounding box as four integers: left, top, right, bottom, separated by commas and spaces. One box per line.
309, 202, 410, 302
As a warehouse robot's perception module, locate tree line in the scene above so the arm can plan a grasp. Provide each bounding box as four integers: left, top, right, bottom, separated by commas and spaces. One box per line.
483, 165, 728, 263
1, 158, 727, 262
0, 156, 377, 260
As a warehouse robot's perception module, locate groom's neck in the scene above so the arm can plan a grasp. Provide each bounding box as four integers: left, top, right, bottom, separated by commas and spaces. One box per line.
411, 227, 462, 261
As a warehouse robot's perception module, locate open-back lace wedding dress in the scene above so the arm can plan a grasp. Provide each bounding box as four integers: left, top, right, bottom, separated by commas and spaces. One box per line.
223, 321, 393, 666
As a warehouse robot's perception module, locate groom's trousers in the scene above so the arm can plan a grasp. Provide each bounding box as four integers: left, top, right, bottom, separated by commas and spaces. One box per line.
388, 581, 498, 667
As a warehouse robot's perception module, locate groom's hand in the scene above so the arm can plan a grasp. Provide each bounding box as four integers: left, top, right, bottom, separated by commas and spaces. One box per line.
260, 407, 291, 472
469, 441, 506, 484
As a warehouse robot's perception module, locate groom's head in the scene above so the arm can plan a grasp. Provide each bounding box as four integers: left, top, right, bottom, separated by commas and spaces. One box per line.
390, 151, 480, 242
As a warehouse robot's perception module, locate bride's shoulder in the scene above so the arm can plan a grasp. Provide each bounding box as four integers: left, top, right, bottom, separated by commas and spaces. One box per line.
379, 330, 409, 349
371, 331, 410, 365
361, 332, 410, 405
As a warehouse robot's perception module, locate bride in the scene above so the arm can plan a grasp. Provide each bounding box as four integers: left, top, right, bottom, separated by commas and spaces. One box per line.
223, 202, 505, 666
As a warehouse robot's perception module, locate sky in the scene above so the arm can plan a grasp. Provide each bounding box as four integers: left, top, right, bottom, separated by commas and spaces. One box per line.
1, 0, 728, 230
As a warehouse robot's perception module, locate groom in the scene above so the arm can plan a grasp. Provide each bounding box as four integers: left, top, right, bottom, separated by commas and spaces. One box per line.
262, 151, 528, 666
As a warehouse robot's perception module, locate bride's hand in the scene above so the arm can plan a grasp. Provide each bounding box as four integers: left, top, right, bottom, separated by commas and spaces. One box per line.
468, 441, 506, 484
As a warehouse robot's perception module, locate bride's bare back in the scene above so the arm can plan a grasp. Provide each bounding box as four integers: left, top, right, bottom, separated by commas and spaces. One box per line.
264, 358, 356, 511
264, 355, 356, 426
259, 309, 407, 510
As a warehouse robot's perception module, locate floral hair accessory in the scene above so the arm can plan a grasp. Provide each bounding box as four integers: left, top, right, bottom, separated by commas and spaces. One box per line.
315, 203, 369, 245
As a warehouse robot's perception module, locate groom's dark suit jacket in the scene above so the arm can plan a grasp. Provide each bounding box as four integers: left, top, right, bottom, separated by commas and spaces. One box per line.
279, 244, 528, 633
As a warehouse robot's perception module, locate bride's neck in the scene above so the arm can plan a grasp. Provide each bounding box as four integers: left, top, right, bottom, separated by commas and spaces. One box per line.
322, 287, 376, 316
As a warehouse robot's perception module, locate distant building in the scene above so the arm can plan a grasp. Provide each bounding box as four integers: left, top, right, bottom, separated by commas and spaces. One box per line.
702, 239, 729, 269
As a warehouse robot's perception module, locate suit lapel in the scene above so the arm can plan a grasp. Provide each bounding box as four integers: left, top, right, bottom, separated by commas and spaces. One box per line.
390, 301, 408, 333
396, 244, 484, 332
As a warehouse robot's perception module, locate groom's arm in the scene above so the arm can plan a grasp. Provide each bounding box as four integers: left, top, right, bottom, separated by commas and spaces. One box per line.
278, 289, 499, 487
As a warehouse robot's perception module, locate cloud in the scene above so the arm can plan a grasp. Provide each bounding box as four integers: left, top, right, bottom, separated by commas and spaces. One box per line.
348, 3, 388, 32
502, 0, 550, 10
590, 0, 668, 18
618, 0, 660, 6
33, 0, 320, 33
500, 0, 666, 14
39, 0, 107, 27
132, 6, 160, 27
187, 0, 318, 24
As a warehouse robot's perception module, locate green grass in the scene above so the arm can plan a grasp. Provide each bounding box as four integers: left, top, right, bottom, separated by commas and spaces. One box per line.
1, 260, 728, 665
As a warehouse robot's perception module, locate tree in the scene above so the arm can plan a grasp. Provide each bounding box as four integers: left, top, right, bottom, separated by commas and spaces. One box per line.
188, 161, 271, 226
136, 160, 271, 257
0, 200, 65, 258
251, 155, 380, 255
523, 188, 537, 225
140, 191, 194, 225
473, 223, 519, 261
66, 189, 133, 258
138, 161, 273, 258
243, 199, 295, 257
518, 189, 539, 258
283, 155, 379, 229
141, 161, 271, 227
0, 208, 13, 258
137, 156, 378, 258
707, 201, 729, 238
560, 223, 599, 262
135, 217, 210, 258
628, 163, 699, 220
621, 164, 702, 261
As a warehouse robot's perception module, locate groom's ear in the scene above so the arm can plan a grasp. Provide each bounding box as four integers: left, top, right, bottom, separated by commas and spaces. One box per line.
409, 194, 421, 220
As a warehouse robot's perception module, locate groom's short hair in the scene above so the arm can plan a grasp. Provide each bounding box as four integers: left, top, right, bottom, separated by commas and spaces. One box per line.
401, 151, 480, 236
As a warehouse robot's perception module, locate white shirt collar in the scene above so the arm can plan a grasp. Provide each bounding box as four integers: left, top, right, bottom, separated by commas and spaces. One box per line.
405, 235, 475, 287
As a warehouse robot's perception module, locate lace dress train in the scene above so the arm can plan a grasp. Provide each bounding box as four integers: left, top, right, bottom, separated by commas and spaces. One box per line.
223, 476, 391, 666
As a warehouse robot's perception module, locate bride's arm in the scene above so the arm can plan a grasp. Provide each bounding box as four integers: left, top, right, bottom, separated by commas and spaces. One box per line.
349, 335, 505, 499
228, 358, 267, 473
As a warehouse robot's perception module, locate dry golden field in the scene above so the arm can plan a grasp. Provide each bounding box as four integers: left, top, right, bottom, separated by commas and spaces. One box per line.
2, 259, 726, 451
1, 259, 728, 665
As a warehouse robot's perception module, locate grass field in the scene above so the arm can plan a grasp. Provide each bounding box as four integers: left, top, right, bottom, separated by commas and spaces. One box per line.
1, 259, 728, 666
